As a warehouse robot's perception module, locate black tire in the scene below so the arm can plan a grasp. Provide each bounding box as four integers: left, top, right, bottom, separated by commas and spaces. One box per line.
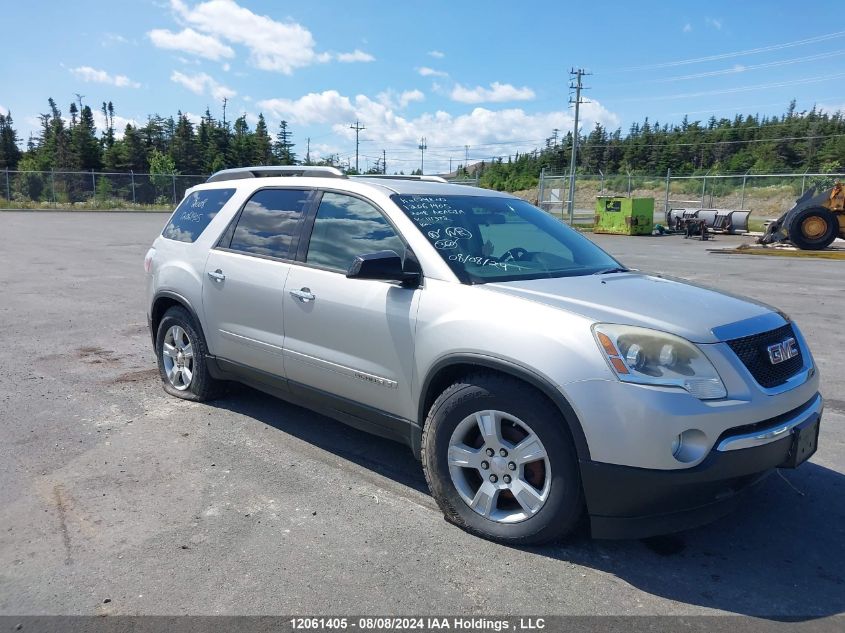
155, 306, 222, 401
787, 206, 837, 250
421, 373, 584, 545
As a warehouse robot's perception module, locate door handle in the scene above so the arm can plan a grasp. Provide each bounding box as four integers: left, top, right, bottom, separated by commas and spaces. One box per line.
207, 269, 226, 282
289, 287, 316, 303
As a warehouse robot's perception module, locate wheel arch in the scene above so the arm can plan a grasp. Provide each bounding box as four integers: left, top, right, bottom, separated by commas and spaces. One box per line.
417, 354, 591, 462
150, 291, 207, 348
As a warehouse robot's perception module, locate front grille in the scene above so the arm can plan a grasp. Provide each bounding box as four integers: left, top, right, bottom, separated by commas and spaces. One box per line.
725, 323, 804, 388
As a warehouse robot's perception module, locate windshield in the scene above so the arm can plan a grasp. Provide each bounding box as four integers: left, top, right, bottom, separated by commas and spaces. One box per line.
392, 194, 624, 284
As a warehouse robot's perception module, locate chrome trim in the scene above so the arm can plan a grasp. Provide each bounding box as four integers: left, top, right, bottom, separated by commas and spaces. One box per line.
283, 349, 398, 389
219, 329, 284, 355
716, 393, 823, 452
710, 312, 787, 342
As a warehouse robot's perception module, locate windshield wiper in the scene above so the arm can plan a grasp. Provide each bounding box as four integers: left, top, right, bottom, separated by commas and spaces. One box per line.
592, 267, 629, 275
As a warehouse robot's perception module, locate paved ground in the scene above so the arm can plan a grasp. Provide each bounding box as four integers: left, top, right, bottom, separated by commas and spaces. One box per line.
0, 212, 842, 619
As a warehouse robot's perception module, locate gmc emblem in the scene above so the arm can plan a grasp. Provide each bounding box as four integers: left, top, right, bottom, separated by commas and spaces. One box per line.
767, 337, 799, 365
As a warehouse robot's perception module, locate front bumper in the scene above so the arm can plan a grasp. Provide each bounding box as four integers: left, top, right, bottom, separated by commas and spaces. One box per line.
582, 393, 823, 539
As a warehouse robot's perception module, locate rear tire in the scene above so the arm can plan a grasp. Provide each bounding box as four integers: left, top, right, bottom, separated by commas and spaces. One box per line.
787, 206, 837, 250
155, 306, 222, 402
421, 373, 584, 545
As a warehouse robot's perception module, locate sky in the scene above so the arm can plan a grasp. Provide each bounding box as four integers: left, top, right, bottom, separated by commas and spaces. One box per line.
2, 0, 845, 174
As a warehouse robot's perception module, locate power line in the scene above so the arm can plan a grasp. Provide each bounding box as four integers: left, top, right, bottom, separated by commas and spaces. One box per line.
578, 132, 845, 149
615, 71, 845, 102
639, 49, 845, 85
618, 29, 845, 72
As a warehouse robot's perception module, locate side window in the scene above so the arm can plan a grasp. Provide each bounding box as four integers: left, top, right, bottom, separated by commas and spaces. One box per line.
306, 192, 405, 272
228, 189, 311, 259
162, 188, 236, 243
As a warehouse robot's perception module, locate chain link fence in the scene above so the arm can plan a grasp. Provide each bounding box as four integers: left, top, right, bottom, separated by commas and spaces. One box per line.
3, 168, 842, 222
1, 169, 207, 209
537, 169, 845, 225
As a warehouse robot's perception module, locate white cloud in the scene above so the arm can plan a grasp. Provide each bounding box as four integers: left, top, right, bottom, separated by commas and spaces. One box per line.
255, 88, 619, 172
0, 105, 7, 115
418, 66, 448, 77
336, 49, 375, 63
705, 17, 722, 30
92, 111, 139, 138
184, 111, 204, 125
70, 66, 141, 88
102, 33, 130, 46
148, 27, 234, 61
169, 0, 326, 74
376, 89, 425, 109
428, 50, 445, 58
399, 89, 424, 107
817, 102, 845, 114
170, 70, 236, 100
257, 90, 353, 125
682, 23, 692, 33
450, 82, 535, 104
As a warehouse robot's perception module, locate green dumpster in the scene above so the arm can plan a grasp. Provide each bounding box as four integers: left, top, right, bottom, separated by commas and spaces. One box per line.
594, 197, 654, 235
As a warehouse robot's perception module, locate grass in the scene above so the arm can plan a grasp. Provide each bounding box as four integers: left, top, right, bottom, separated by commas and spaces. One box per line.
0, 199, 171, 212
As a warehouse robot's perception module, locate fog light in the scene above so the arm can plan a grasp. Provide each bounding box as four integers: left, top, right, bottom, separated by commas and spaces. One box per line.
671, 434, 682, 457
672, 429, 708, 463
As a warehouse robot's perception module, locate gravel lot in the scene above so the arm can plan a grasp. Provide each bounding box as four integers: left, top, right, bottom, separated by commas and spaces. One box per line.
0, 212, 842, 619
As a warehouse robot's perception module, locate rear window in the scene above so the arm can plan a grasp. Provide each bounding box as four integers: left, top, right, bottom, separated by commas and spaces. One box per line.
162, 188, 236, 243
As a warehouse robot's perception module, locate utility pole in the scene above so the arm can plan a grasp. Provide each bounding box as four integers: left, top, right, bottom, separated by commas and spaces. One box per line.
306, 137, 311, 165
566, 68, 590, 223
418, 137, 427, 174
464, 145, 469, 171
222, 97, 228, 127
350, 120, 365, 173
383, 149, 387, 174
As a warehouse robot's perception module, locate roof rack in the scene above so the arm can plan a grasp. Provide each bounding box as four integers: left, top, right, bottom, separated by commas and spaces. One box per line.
351, 174, 449, 183
206, 166, 347, 183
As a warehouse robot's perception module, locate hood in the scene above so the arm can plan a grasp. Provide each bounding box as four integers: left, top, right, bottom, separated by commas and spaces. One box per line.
484, 272, 782, 344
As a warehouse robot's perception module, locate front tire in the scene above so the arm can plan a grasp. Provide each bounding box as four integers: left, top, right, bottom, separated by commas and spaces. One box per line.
787, 206, 837, 250
421, 374, 583, 545
155, 306, 222, 401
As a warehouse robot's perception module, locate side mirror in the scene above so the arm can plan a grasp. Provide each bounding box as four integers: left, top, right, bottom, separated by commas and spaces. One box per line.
346, 250, 420, 286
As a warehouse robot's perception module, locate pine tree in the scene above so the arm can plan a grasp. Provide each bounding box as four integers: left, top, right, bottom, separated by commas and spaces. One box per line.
229, 115, 254, 167
273, 120, 295, 165
252, 114, 273, 165
71, 105, 101, 170
0, 112, 22, 169
169, 112, 200, 173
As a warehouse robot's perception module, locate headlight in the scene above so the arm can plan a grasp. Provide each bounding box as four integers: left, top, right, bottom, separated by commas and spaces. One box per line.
592, 324, 727, 400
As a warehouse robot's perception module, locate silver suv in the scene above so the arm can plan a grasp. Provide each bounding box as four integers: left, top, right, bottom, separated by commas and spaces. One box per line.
145, 166, 822, 544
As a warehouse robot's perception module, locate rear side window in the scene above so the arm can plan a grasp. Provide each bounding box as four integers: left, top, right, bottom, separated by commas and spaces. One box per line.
162, 188, 236, 243
228, 189, 311, 259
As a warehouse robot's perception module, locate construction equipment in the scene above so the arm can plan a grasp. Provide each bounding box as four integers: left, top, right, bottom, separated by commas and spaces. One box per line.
594, 196, 654, 235
758, 182, 845, 250
666, 208, 751, 234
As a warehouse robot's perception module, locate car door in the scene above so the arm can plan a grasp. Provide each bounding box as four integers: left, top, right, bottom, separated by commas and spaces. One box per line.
282, 191, 420, 419
202, 188, 313, 377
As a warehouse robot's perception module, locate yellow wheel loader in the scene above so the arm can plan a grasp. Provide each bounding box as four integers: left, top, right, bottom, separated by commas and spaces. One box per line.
759, 181, 845, 250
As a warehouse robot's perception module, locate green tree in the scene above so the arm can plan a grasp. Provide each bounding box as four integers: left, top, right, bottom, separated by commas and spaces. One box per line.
273, 120, 295, 165
252, 113, 273, 165
148, 148, 177, 202
0, 112, 22, 169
